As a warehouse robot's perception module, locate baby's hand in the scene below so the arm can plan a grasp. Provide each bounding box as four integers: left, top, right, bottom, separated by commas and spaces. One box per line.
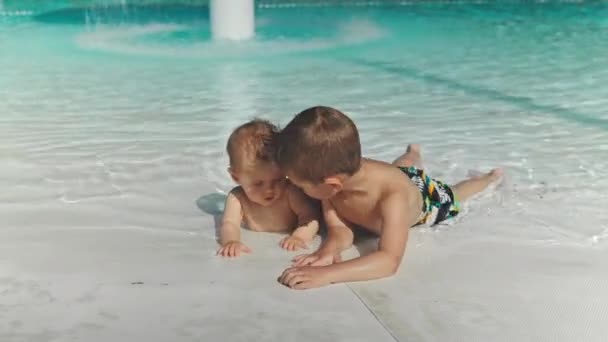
279, 235, 309, 251
217, 241, 251, 258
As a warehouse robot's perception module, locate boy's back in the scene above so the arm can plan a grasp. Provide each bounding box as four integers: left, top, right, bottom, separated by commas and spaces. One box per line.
327, 158, 422, 235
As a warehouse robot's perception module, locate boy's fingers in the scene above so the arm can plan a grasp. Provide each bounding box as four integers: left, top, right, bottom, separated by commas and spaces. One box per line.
292, 254, 314, 265
293, 281, 311, 290
295, 256, 316, 266
282, 270, 303, 286
288, 274, 308, 288
310, 256, 330, 266
278, 269, 291, 284
292, 254, 308, 261
242, 245, 252, 253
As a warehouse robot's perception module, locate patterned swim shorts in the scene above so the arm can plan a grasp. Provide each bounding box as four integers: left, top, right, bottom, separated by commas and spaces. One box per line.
398, 166, 459, 225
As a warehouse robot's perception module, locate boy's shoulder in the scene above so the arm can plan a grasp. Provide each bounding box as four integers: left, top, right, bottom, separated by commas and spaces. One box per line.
362, 159, 407, 183
361, 158, 418, 199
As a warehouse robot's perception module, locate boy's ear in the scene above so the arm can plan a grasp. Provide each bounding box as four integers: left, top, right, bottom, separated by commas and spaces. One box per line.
323, 176, 343, 192
228, 167, 239, 183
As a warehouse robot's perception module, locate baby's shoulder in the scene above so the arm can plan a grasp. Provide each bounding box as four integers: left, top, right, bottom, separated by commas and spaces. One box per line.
228, 186, 247, 203
229, 185, 244, 195
283, 182, 304, 203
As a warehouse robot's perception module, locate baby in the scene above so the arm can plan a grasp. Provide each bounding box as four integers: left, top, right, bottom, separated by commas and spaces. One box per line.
217, 119, 320, 258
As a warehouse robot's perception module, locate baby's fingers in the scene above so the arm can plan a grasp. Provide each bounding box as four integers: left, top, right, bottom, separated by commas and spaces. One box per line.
290, 240, 302, 251
229, 244, 240, 258
219, 246, 232, 258
294, 240, 309, 250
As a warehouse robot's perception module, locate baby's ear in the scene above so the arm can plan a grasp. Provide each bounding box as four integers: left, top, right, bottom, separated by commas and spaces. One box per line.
228, 168, 239, 183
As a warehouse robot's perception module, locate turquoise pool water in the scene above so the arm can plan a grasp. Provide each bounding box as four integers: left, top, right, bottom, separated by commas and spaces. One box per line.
1, 0, 607, 239
2, 2, 608, 341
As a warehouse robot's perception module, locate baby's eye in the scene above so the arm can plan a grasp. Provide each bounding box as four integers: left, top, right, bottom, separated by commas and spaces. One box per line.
254, 181, 263, 187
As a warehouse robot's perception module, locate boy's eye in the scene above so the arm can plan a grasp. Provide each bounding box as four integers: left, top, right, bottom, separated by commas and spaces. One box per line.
254, 181, 263, 187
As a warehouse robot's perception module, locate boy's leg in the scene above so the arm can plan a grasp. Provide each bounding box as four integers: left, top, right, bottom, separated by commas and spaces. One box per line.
452, 168, 503, 202
392, 143, 423, 169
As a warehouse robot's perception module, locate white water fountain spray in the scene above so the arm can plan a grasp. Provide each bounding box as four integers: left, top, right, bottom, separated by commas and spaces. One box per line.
210, 0, 255, 40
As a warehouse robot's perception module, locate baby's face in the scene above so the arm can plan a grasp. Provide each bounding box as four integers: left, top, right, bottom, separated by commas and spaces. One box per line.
235, 162, 287, 206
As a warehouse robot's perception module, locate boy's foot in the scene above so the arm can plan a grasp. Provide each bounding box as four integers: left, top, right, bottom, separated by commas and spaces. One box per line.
487, 168, 504, 185
392, 143, 422, 168
406, 143, 420, 154
489, 168, 503, 181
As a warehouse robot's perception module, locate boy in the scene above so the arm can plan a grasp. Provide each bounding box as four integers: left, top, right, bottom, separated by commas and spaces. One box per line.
276, 106, 502, 288
217, 119, 320, 258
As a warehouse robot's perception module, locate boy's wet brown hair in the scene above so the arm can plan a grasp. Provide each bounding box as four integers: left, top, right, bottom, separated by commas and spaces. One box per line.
227, 119, 279, 172
277, 106, 361, 183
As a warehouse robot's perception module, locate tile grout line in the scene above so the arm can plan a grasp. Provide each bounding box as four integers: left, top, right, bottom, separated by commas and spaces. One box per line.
345, 283, 400, 342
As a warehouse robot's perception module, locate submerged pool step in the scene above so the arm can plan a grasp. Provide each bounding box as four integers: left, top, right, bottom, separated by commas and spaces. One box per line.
0, 10, 33, 16
348, 58, 608, 130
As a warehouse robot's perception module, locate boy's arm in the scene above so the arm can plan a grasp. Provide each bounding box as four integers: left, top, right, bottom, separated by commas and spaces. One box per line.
281, 192, 411, 288
286, 185, 320, 242
217, 190, 250, 257
292, 199, 354, 265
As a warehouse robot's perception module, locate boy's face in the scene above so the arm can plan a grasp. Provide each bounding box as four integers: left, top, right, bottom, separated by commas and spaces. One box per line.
286, 172, 340, 200
231, 162, 287, 206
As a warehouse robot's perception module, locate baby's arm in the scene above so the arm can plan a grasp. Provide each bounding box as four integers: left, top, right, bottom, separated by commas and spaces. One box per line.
217, 190, 250, 258
280, 185, 320, 251
292, 199, 354, 265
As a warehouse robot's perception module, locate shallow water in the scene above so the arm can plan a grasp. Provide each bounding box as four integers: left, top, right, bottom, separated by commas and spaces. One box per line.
2, 0, 607, 243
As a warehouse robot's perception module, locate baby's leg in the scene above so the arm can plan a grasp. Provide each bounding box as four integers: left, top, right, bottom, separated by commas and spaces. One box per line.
452, 168, 503, 202
392, 143, 423, 169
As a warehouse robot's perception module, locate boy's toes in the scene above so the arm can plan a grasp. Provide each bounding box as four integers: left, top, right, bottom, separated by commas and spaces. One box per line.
406, 143, 420, 154
489, 168, 504, 182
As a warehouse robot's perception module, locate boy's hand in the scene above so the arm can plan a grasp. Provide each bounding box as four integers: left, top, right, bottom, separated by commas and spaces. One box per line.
278, 266, 331, 290
292, 250, 341, 267
279, 235, 309, 251
217, 241, 251, 258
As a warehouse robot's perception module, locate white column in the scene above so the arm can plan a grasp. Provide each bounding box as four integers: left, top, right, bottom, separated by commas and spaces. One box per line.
210, 0, 255, 40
